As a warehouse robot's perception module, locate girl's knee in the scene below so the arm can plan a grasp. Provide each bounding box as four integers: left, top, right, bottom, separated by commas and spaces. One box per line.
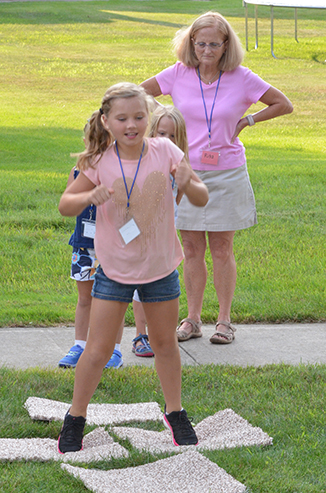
76, 281, 93, 306
77, 295, 92, 308
150, 334, 178, 356
84, 344, 111, 367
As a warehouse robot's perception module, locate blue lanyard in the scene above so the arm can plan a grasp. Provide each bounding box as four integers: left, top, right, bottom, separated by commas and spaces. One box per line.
115, 140, 145, 210
197, 68, 222, 148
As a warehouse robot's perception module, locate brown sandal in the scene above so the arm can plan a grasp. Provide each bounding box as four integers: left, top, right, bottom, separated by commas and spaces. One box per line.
209, 321, 236, 344
176, 318, 203, 342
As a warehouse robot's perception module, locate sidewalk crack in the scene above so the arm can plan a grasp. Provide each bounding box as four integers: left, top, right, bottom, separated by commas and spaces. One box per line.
178, 344, 199, 365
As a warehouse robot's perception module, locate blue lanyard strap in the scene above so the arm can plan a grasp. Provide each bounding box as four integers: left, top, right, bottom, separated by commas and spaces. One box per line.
197, 68, 222, 148
116, 140, 145, 209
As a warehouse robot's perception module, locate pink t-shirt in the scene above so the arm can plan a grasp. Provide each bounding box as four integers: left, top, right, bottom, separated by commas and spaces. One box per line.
83, 137, 184, 284
156, 62, 271, 171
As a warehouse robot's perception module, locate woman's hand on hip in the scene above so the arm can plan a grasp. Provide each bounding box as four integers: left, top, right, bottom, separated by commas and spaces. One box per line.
231, 86, 293, 144
231, 117, 248, 144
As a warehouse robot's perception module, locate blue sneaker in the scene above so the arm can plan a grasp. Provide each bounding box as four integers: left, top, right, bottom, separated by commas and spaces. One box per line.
105, 349, 123, 369
58, 344, 84, 368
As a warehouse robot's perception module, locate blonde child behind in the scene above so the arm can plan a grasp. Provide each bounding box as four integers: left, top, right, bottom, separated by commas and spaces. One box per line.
132, 105, 195, 346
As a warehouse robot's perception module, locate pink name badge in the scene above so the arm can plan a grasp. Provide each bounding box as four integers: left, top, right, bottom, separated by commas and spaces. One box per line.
201, 150, 219, 166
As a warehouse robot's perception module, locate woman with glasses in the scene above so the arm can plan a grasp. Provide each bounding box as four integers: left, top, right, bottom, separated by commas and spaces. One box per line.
141, 11, 293, 345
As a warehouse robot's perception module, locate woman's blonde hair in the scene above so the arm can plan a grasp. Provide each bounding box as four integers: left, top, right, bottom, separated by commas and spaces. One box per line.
148, 105, 189, 161
77, 83, 154, 171
173, 11, 244, 71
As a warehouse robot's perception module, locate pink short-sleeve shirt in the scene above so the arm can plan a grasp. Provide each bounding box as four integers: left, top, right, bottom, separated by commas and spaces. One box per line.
156, 63, 271, 171
83, 137, 184, 284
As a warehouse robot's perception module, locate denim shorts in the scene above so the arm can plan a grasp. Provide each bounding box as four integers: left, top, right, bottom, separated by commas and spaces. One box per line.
92, 266, 180, 303
70, 247, 98, 281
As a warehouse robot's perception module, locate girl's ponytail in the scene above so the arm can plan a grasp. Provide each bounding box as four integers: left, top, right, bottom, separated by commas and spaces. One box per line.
77, 109, 113, 171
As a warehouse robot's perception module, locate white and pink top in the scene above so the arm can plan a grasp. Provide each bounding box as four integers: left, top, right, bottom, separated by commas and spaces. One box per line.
83, 137, 184, 284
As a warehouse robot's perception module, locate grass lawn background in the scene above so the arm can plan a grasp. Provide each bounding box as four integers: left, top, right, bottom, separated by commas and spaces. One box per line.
1, 0, 326, 326
0, 2, 326, 492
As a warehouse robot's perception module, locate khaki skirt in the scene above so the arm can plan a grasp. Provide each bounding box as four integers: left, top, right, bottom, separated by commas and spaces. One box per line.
176, 163, 257, 232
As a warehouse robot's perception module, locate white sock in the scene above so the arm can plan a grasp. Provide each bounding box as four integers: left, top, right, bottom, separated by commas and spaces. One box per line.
75, 340, 86, 350
115, 343, 121, 352
166, 408, 183, 415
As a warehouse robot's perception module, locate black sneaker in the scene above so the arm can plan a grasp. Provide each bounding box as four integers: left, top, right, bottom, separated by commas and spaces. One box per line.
163, 407, 198, 446
57, 410, 86, 454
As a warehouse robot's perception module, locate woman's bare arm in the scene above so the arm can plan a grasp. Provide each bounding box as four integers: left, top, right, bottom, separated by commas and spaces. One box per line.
231, 86, 293, 143
140, 77, 163, 98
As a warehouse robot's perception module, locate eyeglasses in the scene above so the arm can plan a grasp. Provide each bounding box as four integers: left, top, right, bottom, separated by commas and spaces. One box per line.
193, 41, 225, 50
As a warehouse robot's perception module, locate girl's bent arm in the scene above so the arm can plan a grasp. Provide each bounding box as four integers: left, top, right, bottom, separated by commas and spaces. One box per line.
59, 172, 96, 217
66, 167, 75, 189
59, 172, 113, 217
175, 159, 209, 207
183, 178, 209, 207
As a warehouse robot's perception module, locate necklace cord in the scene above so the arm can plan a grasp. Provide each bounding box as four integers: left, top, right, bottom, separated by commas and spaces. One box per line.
197, 68, 222, 146
115, 141, 145, 209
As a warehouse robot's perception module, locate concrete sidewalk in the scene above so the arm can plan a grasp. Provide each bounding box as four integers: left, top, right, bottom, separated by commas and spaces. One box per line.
1, 323, 325, 369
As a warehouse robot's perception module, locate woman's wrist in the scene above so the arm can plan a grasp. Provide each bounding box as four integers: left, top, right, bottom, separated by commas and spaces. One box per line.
246, 114, 255, 126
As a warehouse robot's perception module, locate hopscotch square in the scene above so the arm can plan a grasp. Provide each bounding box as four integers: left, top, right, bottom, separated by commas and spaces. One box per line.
0, 398, 273, 491
112, 408, 272, 454
61, 448, 247, 493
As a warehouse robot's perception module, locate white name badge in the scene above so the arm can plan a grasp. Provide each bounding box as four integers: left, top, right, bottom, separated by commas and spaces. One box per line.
82, 219, 96, 239
119, 217, 140, 245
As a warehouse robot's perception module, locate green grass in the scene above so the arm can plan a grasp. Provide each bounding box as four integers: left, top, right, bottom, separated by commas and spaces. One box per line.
1, 3, 326, 491
2, 0, 325, 325
0, 364, 326, 492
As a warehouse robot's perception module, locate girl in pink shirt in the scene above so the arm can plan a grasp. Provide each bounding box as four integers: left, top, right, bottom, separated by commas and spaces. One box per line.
57, 82, 208, 453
